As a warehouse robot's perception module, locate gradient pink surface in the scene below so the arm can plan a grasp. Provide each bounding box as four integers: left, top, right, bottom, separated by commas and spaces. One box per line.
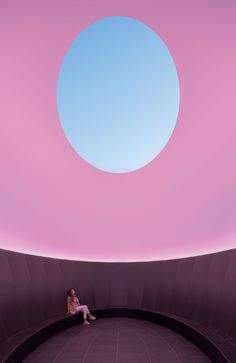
0, 0, 235, 261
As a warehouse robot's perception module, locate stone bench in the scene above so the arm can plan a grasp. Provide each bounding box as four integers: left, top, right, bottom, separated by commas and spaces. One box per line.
0, 308, 231, 363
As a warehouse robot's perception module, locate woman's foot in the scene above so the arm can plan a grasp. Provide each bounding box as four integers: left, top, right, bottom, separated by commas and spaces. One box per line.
83, 320, 90, 326
89, 314, 96, 321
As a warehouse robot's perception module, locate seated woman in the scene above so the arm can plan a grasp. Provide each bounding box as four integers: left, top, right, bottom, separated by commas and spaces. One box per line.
66, 288, 96, 325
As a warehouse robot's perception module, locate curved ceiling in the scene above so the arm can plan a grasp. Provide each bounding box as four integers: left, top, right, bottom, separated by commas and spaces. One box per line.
0, 0, 235, 261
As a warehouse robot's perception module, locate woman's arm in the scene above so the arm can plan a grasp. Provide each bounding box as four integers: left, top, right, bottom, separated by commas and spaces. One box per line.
67, 296, 71, 314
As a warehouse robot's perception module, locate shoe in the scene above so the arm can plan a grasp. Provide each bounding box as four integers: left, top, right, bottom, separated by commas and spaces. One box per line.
83, 320, 90, 326
89, 315, 96, 321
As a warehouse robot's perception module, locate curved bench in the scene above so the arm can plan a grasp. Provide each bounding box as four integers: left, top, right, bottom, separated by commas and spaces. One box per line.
0, 313, 84, 363
0, 308, 231, 363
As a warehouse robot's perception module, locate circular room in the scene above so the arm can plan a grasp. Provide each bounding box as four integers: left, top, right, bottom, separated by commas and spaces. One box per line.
0, 1, 236, 362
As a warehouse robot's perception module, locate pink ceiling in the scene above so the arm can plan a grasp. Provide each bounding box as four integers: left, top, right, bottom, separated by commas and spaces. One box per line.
0, 0, 235, 261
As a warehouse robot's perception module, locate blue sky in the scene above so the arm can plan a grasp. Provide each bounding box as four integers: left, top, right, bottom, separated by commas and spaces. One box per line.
57, 16, 180, 173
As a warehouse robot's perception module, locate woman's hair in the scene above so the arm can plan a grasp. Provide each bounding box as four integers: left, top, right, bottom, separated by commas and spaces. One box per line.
67, 288, 74, 297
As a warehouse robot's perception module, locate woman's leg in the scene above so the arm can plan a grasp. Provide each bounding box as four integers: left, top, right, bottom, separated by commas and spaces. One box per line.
76, 305, 90, 323
82, 305, 96, 320
76, 305, 96, 322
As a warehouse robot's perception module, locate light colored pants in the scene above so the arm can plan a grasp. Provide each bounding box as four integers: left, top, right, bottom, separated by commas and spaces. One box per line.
75, 304, 90, 320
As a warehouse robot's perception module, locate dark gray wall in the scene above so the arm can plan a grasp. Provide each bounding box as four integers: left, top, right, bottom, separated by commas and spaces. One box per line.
1, 248, 236, 345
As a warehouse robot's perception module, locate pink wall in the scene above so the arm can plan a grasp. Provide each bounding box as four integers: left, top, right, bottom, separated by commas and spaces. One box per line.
0, 0, 235, 261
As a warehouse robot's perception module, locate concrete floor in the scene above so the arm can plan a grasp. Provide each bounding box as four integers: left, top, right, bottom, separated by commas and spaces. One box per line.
23, 318, 212, 363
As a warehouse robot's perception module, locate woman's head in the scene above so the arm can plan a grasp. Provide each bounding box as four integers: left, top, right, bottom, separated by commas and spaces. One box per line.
67, 288, 76, 297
